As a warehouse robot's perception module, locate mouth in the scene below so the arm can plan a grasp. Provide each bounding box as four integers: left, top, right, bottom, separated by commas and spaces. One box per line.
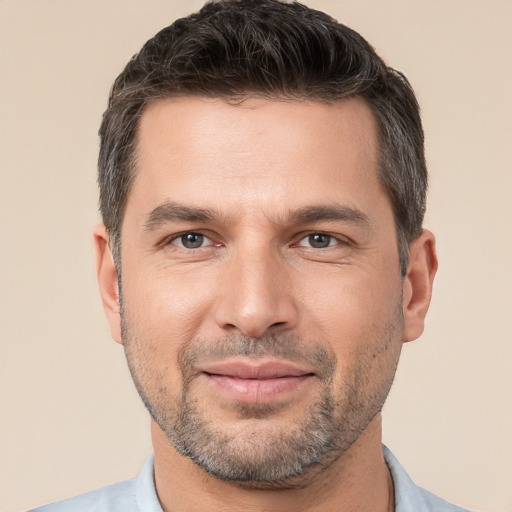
199, 360, 316, 403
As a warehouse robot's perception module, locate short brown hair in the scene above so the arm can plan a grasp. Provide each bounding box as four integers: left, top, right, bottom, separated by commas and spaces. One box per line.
99, 0, 427, 274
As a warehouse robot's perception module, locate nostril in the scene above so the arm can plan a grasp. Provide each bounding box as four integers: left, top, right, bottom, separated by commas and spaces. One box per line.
270, 321, 286, 329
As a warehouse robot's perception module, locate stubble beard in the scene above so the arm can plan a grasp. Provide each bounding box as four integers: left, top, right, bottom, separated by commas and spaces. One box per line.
122, 315, 402, 489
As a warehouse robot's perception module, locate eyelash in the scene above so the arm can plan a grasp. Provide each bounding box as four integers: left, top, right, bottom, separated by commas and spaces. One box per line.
165, 231, 349, 250
295, 232, 346, 249
166, 231, 217, 250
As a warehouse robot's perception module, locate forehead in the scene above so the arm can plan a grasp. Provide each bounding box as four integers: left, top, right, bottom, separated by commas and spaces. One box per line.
137, 96, 377, 162
128, 96, 386, 224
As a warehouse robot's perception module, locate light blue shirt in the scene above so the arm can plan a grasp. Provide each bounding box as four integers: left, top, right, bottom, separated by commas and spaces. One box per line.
29, 446, 473, 511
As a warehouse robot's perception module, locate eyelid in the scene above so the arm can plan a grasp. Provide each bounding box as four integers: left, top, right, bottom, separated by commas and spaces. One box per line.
164, 230, 219, 249
294, 231, 351, 248
160, 230, 350, 250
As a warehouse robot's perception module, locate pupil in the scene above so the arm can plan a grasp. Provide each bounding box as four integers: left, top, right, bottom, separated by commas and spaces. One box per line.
183, 233, 203, 248
309, 234, 330, 248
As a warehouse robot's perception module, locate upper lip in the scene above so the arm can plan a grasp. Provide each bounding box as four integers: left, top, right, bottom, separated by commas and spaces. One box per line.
200, 360, 314, 379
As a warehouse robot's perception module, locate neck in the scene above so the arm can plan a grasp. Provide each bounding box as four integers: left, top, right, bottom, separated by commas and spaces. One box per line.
152, 415, 394, 512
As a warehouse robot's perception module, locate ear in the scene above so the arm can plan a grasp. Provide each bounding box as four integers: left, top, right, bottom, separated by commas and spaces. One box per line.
93, 225, 123, 344
402, 229, 438, 342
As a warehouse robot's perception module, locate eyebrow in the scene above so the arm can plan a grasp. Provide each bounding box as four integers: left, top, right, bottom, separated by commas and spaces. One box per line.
143, 201, 370, 232
144, 201, 217, 231
288, 205, 370, 226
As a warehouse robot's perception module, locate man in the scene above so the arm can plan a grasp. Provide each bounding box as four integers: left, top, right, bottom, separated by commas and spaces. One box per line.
31, 1, 471, 510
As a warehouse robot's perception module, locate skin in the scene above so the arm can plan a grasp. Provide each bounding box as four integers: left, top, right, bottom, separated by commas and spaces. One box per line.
95, 96, 437, 511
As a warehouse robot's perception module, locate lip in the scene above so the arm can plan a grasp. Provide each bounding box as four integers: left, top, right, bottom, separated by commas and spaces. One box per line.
200, 360, 313, 379
199, 360, 315, 403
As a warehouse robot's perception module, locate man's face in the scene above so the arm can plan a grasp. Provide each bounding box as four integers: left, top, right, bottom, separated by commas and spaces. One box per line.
114, 97, 408, 486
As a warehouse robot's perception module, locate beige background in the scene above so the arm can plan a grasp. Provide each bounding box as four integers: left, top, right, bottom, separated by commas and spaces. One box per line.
1, 1, 511, 511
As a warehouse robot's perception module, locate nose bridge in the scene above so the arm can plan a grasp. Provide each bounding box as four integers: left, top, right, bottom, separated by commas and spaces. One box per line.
214, 237, 298, 338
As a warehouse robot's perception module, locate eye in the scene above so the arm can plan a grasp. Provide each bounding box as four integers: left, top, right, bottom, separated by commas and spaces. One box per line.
170, 232, 210, 249
297, 233, 338, 249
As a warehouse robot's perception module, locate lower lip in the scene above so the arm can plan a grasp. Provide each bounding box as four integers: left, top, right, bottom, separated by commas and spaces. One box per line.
204, 374, 313, 403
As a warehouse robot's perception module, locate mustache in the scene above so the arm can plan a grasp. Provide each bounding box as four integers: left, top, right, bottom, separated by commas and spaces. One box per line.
178, 334, 337, 382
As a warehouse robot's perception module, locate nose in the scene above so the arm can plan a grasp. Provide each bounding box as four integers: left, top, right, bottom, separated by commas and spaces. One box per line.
213, 246, 299, 338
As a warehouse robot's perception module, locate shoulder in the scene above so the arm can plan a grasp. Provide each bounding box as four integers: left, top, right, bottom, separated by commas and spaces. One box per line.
415, 485, 476, 512
382, 445, 475, 512
28, 455, 161, 512
28, 479, 138, 512
29, 479, 137, 512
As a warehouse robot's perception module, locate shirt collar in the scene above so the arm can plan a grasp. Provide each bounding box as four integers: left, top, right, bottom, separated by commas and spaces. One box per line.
135, 454, 164, 512
383, 445, 430, 512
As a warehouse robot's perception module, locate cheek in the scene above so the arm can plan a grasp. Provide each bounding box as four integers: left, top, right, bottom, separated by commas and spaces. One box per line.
299, 265, 401, 339
297, 264, 403, 383
121, 261, 218, 352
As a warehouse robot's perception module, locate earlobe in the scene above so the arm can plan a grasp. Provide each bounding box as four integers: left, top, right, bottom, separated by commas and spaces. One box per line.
402, 230, 438, 343
93, 225, 123, 344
